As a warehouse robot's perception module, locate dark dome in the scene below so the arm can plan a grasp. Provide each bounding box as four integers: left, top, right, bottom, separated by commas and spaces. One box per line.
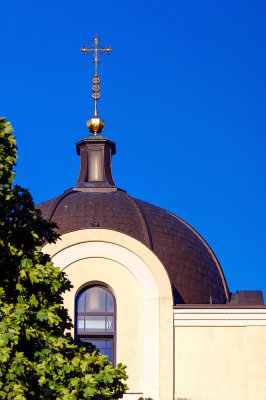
37, 188, 229, 305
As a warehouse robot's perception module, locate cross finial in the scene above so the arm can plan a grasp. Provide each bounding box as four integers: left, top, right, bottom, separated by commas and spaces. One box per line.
80, 36, 113, 134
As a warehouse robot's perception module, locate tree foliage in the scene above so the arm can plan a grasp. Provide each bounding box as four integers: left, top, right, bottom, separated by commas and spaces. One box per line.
0, 118, 128, 399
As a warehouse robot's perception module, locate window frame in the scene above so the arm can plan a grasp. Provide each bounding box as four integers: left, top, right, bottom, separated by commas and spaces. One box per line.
75, 284, 116, 366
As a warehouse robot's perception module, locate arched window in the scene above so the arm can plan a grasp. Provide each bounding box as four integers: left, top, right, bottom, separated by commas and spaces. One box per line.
76, 285, 116, 364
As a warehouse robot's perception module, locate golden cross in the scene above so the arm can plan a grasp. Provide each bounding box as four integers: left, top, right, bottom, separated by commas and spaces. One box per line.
80, 36, 113, 118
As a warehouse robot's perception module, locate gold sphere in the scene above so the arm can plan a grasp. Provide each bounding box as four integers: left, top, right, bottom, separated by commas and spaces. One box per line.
87, 117, 105, 135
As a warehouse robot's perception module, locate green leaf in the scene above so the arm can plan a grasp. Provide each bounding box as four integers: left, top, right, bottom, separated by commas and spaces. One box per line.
28, 270, 39, 284
38, 376, 46, 386
36, 310, 47, 321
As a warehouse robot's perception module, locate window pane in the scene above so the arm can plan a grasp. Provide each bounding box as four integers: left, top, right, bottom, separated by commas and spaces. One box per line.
106, 349, 112, 361
77, 292, 85, 312
85, 316, 105, 331
77, 316, 85, 332
106, 316, 114, 331
78, 287, 115, 313
84, 316, 114, 332
84, 338, 113, 363
85, 287, 106, 312
89, 150, 103, 181
87, 339, 104, 348
106, 292, 114, 312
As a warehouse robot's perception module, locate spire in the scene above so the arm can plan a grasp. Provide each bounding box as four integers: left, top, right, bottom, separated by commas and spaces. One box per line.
76, 36, 116, 190
80, 36, 113, 135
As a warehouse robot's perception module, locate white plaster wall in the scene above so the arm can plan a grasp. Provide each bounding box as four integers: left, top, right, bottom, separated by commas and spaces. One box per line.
174, 308, 266, 400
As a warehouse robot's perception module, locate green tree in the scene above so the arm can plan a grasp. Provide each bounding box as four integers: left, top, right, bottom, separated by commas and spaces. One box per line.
0, 118, 128, 399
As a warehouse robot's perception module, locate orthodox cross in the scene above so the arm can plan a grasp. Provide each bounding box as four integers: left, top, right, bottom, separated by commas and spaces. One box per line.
80, 36, 113, 118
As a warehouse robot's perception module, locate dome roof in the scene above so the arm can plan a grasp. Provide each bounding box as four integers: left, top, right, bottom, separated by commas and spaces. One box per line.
37, 188, 229, 305
37, 134, 229, 305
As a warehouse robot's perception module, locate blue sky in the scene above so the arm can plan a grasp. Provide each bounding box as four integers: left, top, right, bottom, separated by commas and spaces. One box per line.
1, 0, 266, 299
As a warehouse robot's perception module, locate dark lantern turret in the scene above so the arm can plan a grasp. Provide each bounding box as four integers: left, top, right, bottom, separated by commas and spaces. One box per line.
75, 135, 116, 189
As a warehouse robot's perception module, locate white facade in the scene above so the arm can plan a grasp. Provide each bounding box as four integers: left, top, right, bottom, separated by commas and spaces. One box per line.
44, 228, 266, 400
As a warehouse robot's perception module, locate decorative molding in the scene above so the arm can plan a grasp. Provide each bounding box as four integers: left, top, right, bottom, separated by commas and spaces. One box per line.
173, 308, 266, 327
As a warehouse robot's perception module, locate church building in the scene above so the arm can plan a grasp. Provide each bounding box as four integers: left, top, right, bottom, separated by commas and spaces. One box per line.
37, 38, 266, 400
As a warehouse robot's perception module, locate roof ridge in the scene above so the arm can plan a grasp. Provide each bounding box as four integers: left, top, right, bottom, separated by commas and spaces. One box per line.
118, 192, 153, 250
46, 189, 77, 222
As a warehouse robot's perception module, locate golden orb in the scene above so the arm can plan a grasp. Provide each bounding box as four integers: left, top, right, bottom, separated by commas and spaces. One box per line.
87, 117, 105, 135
